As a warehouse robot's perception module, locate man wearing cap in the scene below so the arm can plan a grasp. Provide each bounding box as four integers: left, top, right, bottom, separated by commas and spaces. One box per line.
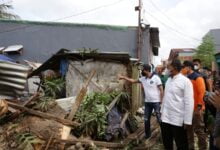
119, 64, 163, 139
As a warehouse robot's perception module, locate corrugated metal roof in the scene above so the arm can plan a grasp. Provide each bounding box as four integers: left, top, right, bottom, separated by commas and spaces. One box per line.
0, 61, 30, 99
0, 47, 5, 51
29, 49, 130, 77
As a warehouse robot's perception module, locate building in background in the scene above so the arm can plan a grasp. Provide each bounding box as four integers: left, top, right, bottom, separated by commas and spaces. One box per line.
0, 20, 160, 64
168, 48, 196, 62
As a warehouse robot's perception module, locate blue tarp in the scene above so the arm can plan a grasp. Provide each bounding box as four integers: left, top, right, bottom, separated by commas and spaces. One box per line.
0, 54, 15, 62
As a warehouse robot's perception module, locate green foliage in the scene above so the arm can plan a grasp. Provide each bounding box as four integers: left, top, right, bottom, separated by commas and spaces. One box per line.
194, 35, 215, 68
42, 78, 65, 98
0, 4, 19, 19
34, 96, 56, 112
16, 132, 44, 150
74, 91, 130, 140
77, 48, 99, 58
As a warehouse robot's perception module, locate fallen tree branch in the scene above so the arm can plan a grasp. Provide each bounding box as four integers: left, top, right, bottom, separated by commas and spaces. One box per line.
7, 101, 80, 127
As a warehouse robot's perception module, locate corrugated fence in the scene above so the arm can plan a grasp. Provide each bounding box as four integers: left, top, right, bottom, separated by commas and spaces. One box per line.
0, 61, 30, 99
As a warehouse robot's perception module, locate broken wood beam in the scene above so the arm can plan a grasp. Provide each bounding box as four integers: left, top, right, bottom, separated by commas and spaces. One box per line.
105, 93, 122, 116
68, 70, 96, 120
61, 70, 96, 149
54, 138, 124, 148
23, 92, 40, 106
120, 111, 129, 128
7, 101, 80, 127
45, 133, 54, 150
7, 93, 40, 118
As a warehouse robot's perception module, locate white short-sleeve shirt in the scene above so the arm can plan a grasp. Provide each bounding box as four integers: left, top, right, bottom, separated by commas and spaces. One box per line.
139, 74, 162, 103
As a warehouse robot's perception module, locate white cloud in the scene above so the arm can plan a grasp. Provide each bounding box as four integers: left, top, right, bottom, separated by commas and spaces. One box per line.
143, 0, 220, 59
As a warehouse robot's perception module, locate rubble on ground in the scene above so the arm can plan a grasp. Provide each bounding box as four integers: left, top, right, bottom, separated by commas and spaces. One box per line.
0, 50, 161, 149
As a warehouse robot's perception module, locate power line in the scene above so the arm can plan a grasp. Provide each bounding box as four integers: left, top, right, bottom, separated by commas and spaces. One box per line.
144, 9, 201, 42
147, 0, 183, 29
52, 0, 126, 21
0, 0, 126, 34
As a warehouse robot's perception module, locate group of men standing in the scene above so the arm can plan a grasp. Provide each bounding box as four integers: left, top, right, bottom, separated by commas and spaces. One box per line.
119, 58, 219, 150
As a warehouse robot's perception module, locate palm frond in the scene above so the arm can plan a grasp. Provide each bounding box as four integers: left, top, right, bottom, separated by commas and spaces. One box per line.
0, 4, 19, 19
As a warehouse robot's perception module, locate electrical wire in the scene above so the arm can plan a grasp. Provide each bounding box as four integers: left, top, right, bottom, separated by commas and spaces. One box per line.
144, 9, 201, 42
51, 0, 126, 21
147, 0, 183, 29
0, 0, 126, 34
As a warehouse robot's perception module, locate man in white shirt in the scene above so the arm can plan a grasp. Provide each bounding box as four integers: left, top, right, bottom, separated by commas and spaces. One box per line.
119, 64, 163, 139
161, 59, 194, 150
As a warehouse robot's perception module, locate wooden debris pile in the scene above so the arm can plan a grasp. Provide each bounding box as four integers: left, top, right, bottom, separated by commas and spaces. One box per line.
0, 69, 161, 150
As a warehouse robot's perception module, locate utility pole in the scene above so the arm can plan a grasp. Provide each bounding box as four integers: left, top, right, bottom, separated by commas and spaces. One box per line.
135, 0, 142, 60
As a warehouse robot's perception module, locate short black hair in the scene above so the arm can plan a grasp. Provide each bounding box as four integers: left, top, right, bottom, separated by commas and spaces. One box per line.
142, 64, 151, 72
170, 59, 182, 72
193, 59, 201, 64
183, 60, 194, 69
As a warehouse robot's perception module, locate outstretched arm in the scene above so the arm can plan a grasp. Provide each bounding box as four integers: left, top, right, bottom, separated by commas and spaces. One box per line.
118, 75, 140, 83
158, 85, 164, 103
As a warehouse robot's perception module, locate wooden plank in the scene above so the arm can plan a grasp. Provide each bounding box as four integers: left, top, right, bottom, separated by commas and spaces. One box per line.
5, 93, 40, 121
124, 117, 158, 145
105, 93, 122, 116
120, 112, 129, 128
67, 70, 96, 120
54, 138, 124, 148
45, 133, 54, 150
7, 101, 80, 127
61, 70, 96, 149
23, 92, 40, 106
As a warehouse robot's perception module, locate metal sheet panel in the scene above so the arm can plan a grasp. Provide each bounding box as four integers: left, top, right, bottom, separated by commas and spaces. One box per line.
3, 44, 23, 52
0, 60, 30, 99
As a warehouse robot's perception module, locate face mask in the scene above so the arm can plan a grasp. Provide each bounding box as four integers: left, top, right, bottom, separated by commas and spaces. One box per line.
194, 65, 199, 70
141, 70, 146, 76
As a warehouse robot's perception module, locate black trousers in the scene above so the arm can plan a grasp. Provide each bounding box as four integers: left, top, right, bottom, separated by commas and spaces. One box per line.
161, 122, 189, 150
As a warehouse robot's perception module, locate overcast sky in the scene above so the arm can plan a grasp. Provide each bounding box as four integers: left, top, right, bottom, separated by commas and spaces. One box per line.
2, 0, 220, 64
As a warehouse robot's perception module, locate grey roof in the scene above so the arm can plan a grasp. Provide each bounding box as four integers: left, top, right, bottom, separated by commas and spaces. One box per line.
29, 49, 131, 77
209, 29, 220, 53
0, 19, 135, 31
